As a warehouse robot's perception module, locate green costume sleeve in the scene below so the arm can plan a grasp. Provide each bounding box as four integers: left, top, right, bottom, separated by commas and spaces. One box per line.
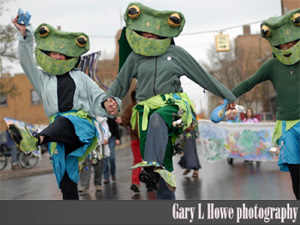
175, 46, 236, 103
231, 60, 271, 98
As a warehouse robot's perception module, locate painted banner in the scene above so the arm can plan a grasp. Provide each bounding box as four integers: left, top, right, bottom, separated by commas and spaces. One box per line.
198, 120, 277, 162
3, 117, 41, 159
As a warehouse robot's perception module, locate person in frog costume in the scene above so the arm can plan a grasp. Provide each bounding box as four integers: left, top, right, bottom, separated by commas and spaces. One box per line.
230, 8, 300, 199
11, 15, 121, 200
106, 2, 236, 199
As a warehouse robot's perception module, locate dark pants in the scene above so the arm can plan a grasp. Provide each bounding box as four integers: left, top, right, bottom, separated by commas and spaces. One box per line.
40, 116, 84, 200
287, 164, 300, 200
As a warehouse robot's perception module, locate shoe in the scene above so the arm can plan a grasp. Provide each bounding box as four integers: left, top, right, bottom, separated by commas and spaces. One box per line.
96, 185, 102, 192
192, 170, 199, 178
8, 124, 38, 154
112, 175, 116, 181
78, 187, 89, 193
11, 165, 22, 170
130, 184, 140, 193
104, 179, 109, 184
182, 169, 190, 175
139, 168, 160, 191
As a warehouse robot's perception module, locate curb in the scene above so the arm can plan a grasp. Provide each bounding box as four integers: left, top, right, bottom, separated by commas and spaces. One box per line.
0, 141, 131, 181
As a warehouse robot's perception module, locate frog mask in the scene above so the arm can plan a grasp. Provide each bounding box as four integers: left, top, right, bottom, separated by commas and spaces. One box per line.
34, 23, 90, 75
124, 2, 185, 56
261, 8, 300, 65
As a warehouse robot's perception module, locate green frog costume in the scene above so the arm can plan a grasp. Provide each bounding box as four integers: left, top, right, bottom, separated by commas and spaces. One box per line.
12, 21, 121, 199
107, 2, 235, 197
231, 8, 300, 199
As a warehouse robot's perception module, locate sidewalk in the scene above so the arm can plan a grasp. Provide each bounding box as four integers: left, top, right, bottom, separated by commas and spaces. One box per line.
0, 141, 130, 181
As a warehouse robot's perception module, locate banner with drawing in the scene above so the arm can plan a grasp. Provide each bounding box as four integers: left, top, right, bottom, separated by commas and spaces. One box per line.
198, 120, 278, 162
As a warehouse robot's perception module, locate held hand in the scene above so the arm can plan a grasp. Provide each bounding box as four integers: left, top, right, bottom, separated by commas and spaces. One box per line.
115, 116, 122, 124
104, 97, 118, 115
226, 102, 236, 110
12, 16, 26, 37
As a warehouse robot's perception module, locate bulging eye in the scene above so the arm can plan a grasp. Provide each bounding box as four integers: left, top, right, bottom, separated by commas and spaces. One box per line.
128, 5, 140, 19
292, 13, 300, 26
76, 36, 87, 47
168, 13, 181, 27
261, 25, 272, 37
39, 26, 50, 37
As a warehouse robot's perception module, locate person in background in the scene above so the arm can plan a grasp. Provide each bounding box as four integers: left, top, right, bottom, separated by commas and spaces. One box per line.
243, 108, 260, 123
116, 90, 145, 193
6, 129, 21, 170
79, 116, 110, 193
178, 129, 201, 178
103, 117, 120, 184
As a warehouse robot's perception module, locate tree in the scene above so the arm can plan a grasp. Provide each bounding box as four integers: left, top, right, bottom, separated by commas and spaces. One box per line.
0, 0, 19, 97
201, 40, 274, 114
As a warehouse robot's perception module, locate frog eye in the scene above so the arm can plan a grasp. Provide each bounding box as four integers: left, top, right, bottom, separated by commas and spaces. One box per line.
39, 26, 50, 37
76, 36, 87, 47
292, 13, 300, 26
168, 13, 181, 27
128, 5, 140, 19
261, 25, 272, 37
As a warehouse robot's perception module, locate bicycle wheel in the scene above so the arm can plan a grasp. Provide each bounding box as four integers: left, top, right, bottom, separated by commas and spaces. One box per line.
0, 151, 8, 171
0, 144, 9, 171
18, 152, 39, 169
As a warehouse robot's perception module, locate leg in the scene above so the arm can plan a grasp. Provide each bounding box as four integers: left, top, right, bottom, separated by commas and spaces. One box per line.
156, 178, 175, 200
102, 157, 109, 182
287, 164, 300, 200
108, 136, 116, 180
79, 157, 92, 190
131, 140, 142, 185
94, 158, 103, 187
60, 171, 79, 200
144, 113, 168, 165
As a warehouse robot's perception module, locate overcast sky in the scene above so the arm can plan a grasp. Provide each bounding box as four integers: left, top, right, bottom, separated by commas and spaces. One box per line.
1, 0, 282, 115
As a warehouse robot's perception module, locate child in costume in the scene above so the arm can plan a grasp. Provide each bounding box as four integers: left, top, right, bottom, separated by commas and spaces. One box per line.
11, 15, 120, 200
106, 2, 236, 199
230, 8, 300, 199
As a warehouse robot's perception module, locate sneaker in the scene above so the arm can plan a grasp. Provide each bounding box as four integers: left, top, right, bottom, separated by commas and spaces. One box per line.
96, 185, 102, 192
130, 184, 140, 193
182, 169, 190, 175
11, 165, 22, 170
112, 175, 116, 181
8, 124, 38, 154
78, 187, 89, 193
139, 168, 160, 191
103, 179, 109, 184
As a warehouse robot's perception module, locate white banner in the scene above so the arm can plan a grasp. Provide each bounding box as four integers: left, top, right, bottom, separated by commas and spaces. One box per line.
198, 120, 277, 162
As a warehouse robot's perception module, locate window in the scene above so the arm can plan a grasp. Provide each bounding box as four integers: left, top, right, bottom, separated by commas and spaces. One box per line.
31, 90, 41, 104
0, 92, 7, 106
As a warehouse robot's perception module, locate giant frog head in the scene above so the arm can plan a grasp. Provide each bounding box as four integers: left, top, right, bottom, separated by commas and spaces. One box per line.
34, 23, 90, 75
261, 8, 300, 65
124, 2, 185, 56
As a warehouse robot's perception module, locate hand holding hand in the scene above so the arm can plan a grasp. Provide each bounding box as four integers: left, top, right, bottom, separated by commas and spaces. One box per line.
115, 117, 122, 124
104, 98, 118, 115
12, 16, 26, 37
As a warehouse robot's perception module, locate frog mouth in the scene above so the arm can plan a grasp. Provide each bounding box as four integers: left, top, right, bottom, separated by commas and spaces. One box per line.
134, 30, 167, 40
41, 50, 74, 60
275, 39, 299, 57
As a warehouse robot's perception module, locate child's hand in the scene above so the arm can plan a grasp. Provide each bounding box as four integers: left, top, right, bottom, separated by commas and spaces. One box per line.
104, 97, 118, 115
12, 16, 26, 37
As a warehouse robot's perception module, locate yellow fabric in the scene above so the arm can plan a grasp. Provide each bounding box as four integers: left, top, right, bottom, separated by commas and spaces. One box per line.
130, 92, 195, 131
272, 119, 300, 143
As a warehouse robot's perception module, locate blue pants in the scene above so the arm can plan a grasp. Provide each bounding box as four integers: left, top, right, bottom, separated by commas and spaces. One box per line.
103, 136, 116, 180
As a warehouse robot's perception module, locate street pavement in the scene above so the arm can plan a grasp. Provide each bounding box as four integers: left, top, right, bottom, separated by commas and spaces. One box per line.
0, 138, 296, 200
